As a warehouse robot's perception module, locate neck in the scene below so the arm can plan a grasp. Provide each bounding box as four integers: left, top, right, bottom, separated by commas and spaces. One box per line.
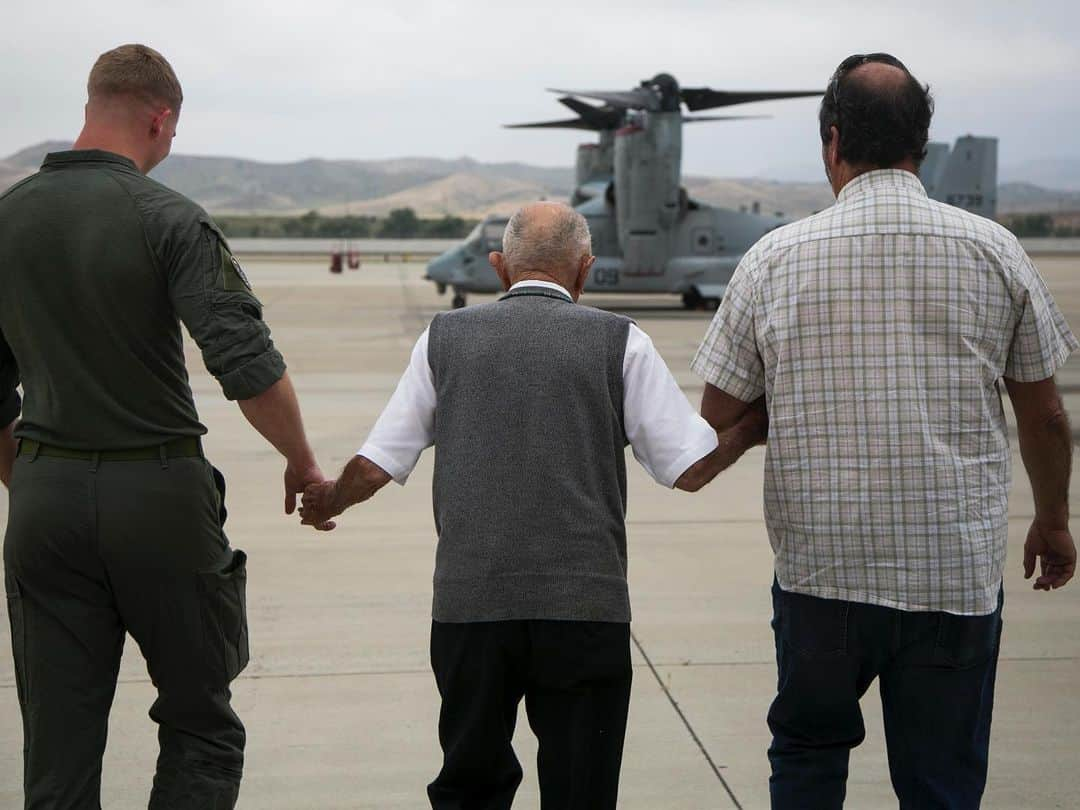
833, 158, 920, 196
72, 124, 149, 173
511, 272, 574, 295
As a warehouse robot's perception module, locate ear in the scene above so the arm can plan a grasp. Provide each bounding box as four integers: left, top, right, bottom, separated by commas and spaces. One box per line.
149, 107, 173, 137
573, 255, 596, 300
489, 252, 511, 292
827, 125, 840, 166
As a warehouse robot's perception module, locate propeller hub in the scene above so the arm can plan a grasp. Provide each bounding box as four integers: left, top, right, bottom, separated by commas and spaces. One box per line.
644, 73, 681, 112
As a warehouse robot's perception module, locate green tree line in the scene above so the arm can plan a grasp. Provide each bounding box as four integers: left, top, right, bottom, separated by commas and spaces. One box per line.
215, 208, 477, 239
216, 208, 1080, 240
1000, 213, 1080, 238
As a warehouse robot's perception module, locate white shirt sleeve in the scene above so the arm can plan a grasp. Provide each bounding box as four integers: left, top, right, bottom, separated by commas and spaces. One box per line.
623, 324, 719, 488
357, 328, 436, 484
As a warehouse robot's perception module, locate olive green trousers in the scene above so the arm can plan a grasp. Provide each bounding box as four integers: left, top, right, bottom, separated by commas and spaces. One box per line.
3, 451, 249, 809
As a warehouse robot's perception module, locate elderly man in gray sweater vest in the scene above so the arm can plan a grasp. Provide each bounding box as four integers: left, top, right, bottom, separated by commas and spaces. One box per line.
301, 201, 766, 810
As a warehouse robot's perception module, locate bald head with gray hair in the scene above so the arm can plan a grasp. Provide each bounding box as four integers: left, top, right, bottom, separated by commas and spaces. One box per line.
489, 201, 596, 301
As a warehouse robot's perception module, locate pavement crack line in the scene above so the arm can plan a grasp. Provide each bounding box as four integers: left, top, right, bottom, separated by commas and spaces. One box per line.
631, 630, 744, 810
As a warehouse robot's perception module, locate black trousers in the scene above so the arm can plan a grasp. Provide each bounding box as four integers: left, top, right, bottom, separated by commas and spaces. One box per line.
3, 453, 249, 810
768, 580, 1003, 810
427, 619, 633, 810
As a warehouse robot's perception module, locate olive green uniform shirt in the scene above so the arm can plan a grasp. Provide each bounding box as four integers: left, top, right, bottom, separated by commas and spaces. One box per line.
0, 150, 285, 449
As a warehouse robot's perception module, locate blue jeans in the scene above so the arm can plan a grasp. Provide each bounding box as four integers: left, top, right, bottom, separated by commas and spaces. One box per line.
767, 580, 1003, 810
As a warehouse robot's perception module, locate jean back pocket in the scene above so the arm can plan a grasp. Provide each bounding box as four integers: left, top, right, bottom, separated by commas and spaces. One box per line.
775, 584, 850, 658
934, 596, 1003, 670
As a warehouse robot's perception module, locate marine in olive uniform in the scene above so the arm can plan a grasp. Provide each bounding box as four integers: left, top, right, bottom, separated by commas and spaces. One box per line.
0, 44, 330, 809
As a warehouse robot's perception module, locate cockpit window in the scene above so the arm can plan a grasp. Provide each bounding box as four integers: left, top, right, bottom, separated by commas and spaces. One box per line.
482, 220, 507, 252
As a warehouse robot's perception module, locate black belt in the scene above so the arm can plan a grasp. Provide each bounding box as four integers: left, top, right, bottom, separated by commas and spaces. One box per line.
17, 437, 203, 462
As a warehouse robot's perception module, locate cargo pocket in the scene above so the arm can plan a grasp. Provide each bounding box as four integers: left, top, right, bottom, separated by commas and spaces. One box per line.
4, 574, 27, 706
210, 464, 229, 527
198, 550, 250, 682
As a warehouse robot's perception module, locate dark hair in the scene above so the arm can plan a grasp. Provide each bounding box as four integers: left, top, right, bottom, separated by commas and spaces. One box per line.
819, 53, 933, 168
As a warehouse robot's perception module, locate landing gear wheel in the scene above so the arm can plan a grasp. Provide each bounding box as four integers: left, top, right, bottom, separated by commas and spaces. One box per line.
682, 290, 703, 310
452, 293, 467, 309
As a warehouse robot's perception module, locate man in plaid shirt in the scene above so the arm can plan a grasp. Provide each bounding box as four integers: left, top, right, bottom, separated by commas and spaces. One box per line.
693, 53, 1077, 809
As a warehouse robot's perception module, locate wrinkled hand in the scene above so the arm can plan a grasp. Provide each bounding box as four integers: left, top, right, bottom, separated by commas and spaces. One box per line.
285, 461, 336, 531
300, 480, 345, 529
1024, 520, 1076, 590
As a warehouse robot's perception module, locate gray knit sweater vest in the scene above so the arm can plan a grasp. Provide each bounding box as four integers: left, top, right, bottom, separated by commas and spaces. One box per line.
427, 287, 633, 623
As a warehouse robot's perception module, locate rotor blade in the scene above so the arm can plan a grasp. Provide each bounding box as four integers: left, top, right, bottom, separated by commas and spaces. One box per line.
548, 87, 655, 110
503, 117, 603, 131
557, 96, 623, 129
681, 114, 771, 123
680, 88, 823, 111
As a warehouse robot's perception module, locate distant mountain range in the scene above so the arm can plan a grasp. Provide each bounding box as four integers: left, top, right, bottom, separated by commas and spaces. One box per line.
1001, 158, 1080, 192
4, 141, 1079, 219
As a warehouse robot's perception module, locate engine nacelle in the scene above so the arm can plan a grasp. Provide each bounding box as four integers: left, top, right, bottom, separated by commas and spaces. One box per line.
575, 131, 614, 187
614, 111, 682, 276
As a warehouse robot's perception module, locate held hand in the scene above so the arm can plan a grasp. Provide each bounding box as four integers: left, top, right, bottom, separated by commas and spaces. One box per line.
298, 455, 393, 528
299, 480, 344, 530
284, 460, 331, 523
1023, 520, 1076, 590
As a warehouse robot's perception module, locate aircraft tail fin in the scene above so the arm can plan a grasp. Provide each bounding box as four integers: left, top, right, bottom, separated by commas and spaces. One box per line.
921, 136, 998, 219
919, 142, 950, 197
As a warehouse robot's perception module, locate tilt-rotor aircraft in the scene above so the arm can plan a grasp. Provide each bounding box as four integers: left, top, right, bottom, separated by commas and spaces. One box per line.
425, 73, 997, 309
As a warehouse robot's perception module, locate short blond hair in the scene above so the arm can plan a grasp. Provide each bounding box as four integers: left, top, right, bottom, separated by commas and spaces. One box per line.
88, 44, 183, 110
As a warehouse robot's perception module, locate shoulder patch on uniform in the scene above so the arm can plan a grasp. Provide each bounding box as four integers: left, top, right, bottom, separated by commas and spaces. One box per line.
225, 250, 252, 292
199, 216, 256, 296
216, 241, 253, 293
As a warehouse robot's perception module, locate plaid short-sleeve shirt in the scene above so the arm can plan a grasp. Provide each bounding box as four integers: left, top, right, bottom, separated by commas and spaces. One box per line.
693, 169, 1078, 615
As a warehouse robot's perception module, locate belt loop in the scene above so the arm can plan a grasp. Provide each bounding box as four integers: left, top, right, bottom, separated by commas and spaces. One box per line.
159, 444, 169, 470
28, 440, 41, 463
89, 451, 100, 474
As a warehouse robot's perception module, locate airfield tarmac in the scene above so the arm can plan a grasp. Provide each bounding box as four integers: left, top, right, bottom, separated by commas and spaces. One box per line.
2, 254, 1080, 809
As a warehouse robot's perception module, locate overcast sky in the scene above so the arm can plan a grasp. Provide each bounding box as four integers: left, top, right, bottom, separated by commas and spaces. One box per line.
3, 0, 1077, 178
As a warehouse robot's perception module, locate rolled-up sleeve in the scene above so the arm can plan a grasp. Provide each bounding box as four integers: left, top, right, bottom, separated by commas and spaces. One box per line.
166, 215, 286, 400
0, 324, 20, 427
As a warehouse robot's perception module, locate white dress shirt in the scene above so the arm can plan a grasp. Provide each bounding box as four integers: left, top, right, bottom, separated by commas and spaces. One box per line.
360, 280, 718, 488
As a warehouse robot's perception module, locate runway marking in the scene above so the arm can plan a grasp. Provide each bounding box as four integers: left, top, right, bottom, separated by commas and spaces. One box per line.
631, 630, 744, 810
